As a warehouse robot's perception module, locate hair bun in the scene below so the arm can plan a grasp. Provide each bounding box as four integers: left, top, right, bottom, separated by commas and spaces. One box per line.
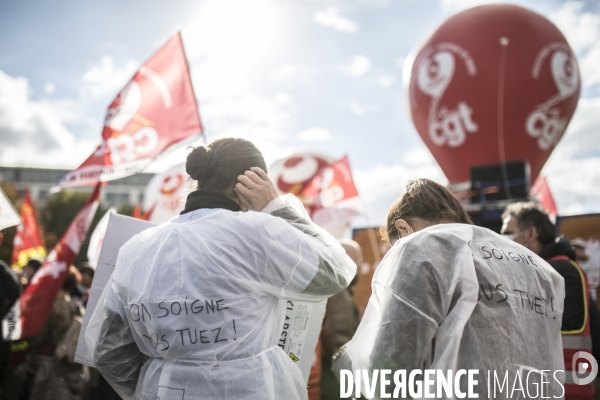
186, 145, 218, 184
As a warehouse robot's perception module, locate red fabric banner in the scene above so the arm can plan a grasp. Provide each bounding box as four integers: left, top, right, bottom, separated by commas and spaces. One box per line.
2, 184, 101, 340
53, 33, 202, 190
11, 188, 46, 270
301, 156, 362, 237
530, 175, 558, 217
270, 154, 362, 237
300, 156, 361, 215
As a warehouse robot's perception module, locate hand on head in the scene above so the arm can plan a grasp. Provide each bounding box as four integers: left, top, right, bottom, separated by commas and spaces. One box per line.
234, 167, 279, 211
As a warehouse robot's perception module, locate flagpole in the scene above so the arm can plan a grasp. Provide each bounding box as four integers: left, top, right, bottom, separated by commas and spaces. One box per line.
178, 31, 205, 145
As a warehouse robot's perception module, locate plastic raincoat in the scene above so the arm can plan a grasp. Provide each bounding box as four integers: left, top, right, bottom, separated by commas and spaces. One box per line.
85, 194, 356, 400
343, 223, 565, 399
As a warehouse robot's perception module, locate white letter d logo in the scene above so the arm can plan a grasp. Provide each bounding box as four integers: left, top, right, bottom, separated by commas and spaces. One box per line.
572, 351, 598, 385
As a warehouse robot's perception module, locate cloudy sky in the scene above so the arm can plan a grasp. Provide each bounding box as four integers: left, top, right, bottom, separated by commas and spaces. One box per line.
0, 0, 598, 225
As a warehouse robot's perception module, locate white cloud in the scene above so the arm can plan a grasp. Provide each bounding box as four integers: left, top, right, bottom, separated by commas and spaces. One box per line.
80, 56, 139, 99
167, 0, 298, 167
395, 56, 406, 69
353, 150, 447, 227
339, 100, 374, 116
270, 64, 314, 85
549, 1, 600, 54
545, 157, 600, 216
182, 0, 283, 99
194, 91, 297, 166
43, 83, 56, 95
439, 0, 494, 11
298, 127, 331, 142
313, 7, 358, 33
343, 55, 371, 77
549, 1, 600, 88
542, 97, 600, 215
402, 147, 437, 166
547, 97, 600, 160
377, 74, 397, 88
0, 70, 96, 168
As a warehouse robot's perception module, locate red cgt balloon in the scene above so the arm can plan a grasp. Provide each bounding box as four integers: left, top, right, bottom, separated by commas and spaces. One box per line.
405, 4, 580, 184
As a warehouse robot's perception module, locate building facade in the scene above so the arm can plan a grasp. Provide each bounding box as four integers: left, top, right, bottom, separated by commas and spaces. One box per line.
0, 166, 153, 206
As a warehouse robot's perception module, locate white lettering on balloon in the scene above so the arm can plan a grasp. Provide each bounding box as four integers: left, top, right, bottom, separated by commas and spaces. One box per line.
527, 44, 579, 151
525, 108, 567, 151
416, 43, 479, 148
429, 102, 478, 148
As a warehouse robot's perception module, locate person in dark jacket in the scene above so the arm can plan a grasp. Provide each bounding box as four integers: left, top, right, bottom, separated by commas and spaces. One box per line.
0, 233, 22, 391
320, 239, 361, 400
502, 202, 600, 400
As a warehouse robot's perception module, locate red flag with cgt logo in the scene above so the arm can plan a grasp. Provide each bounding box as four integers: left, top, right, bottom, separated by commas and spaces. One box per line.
300, 156, 362, 235
2, 184, 101, 340
142, 164, 189, 224
51, 33, 202, 191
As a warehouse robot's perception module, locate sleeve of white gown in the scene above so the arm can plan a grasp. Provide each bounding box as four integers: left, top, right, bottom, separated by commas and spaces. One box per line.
348, 230, 477, 396
258, 194, 357, 301
85, 249, 148, 400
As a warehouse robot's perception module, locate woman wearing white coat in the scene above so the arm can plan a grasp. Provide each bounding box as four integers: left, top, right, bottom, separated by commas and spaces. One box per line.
338, 179, 565, 399
85, 138, 356, 400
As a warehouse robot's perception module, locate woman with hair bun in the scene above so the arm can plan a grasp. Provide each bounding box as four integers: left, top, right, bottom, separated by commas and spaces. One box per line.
86, 138, 356, 400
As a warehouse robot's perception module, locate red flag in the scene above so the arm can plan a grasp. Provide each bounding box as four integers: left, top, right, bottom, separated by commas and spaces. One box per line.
268, 154, 362, 237
2, 185, 101, 340
269, 153, 333, 197
142, 204, 156, 221
132, 203, 142, 219
142, 164, 188, 224
530, 175, 558, 218
52, 33, 202, 190
300, 156, 362, 237
300, 156, 359, 212
11, 188, 46, 270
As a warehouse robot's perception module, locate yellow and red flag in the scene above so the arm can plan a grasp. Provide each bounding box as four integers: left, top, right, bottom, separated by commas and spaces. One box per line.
2, 184, 101, 340
11, 189, 46, 270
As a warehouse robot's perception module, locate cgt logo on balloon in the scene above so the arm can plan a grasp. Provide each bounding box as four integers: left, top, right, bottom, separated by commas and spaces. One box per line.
416, 43, 479, 148
526, 43, 580, 151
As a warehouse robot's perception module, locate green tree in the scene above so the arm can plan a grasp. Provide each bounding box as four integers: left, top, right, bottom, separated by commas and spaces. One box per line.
41, 190, 109, 266
41, 190, 91, 252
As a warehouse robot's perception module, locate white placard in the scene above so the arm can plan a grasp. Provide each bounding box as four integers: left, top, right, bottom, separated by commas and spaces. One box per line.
278, 299, 327, 382
75, 214, 156, 366
0, 187, 20, 231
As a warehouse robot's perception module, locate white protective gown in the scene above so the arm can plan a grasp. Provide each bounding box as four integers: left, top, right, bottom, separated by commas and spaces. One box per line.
343, 223, 566, 399
85, 194, 356, 400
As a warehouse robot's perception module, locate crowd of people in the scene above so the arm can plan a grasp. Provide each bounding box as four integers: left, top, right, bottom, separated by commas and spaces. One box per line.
0, 137, 598, 400
0, 249, 122, 400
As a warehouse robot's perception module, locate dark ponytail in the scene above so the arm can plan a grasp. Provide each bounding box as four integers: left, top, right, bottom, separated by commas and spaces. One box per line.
186, 138, 267, 193
382, 178, 473, 245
